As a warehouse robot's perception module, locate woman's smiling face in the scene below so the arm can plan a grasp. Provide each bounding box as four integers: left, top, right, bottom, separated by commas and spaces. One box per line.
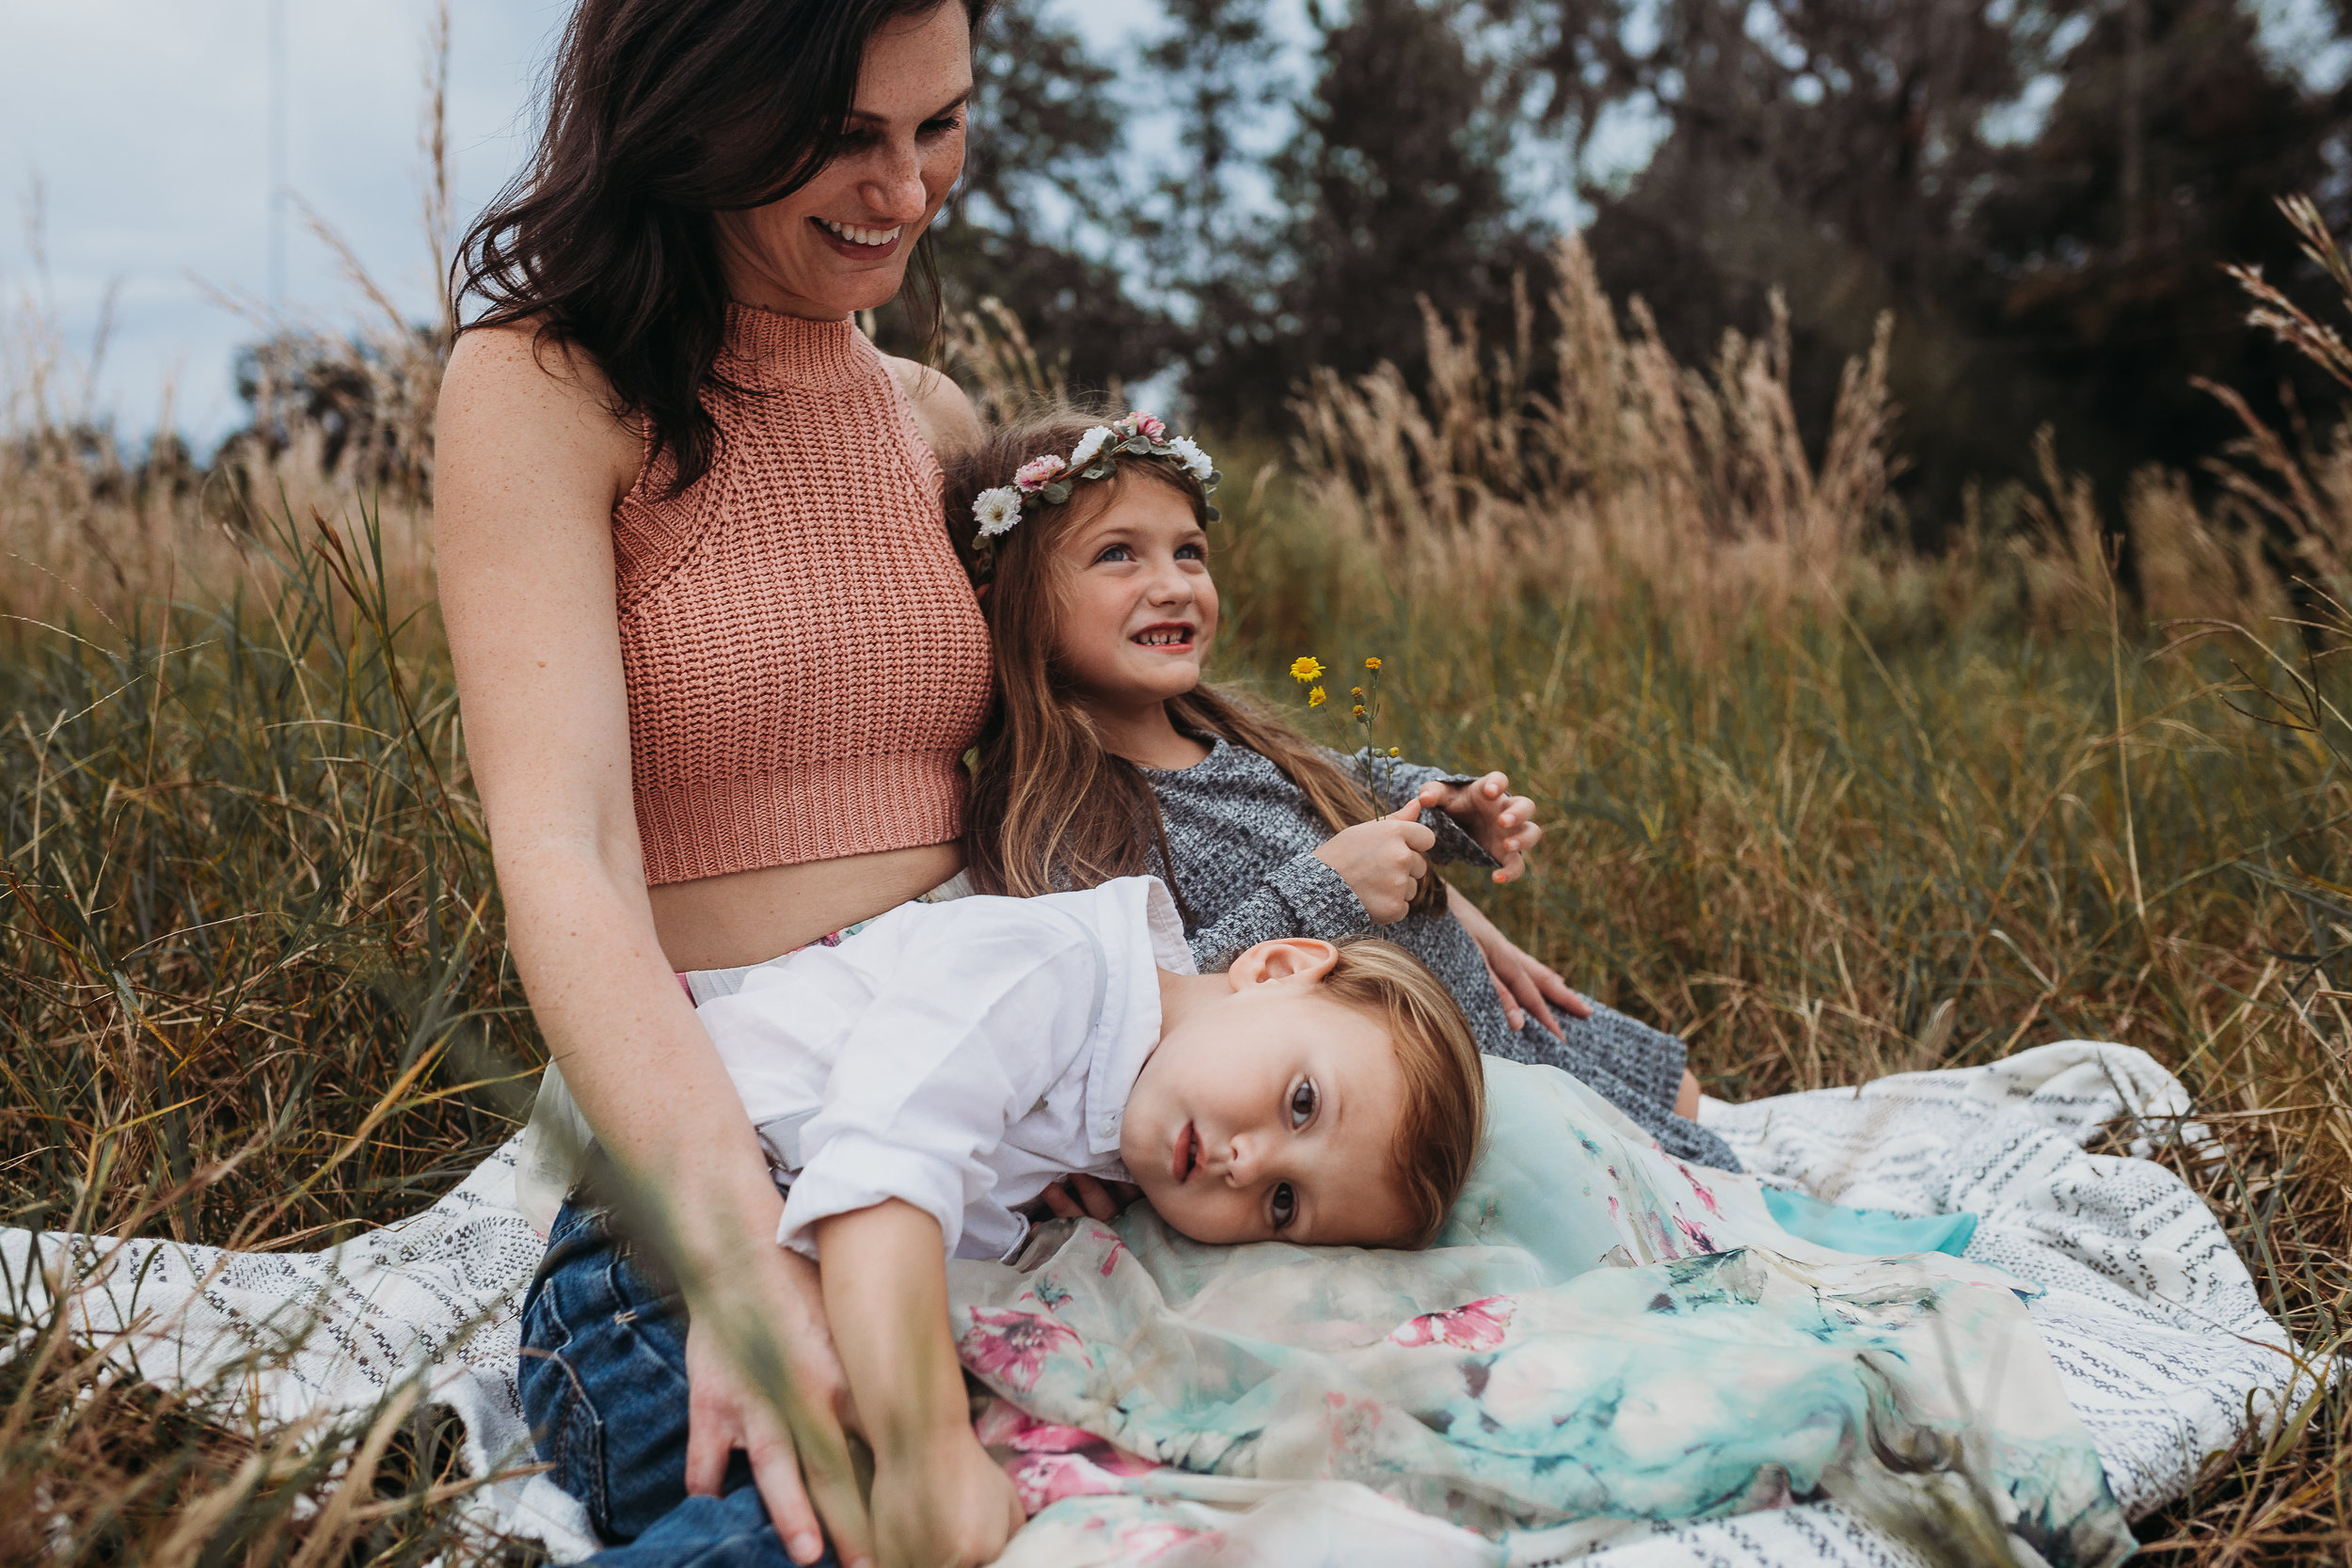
717, 2, 972, 319
1047, 477, 1220, 710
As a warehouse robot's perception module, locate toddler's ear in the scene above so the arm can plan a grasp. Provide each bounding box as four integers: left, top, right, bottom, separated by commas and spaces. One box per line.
1227, 938, 1340, 990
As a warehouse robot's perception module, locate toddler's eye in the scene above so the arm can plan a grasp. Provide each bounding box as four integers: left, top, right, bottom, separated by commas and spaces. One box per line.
1270, 1181, 1297, 1229
1287, 1080, 1317, 1129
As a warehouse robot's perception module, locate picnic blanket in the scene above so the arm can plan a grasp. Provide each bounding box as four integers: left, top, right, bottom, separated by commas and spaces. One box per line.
0, 1040, 2319, 1566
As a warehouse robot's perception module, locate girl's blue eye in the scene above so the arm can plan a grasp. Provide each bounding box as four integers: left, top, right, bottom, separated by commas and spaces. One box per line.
1096, 544, 1135, 563
1270, 1181, 1297, 1228
1177, 543, 1206, 562
1287, 1081, 1316, 1129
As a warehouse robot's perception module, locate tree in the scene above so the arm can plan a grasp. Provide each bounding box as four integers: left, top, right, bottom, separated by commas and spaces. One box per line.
1493, 0, 2352, 523
883, 0, 1179, 395
1180, 0, 1550, 429
1967, 0, 2352, 506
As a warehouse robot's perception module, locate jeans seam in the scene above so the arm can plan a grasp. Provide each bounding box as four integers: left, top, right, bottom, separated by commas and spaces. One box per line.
528, 1243, 612, 1533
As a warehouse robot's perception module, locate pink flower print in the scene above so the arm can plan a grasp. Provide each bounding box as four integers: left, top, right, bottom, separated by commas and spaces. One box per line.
1122, 1522, 1217, 1560
1127, 411, 1168, 441
1014, 453, 1069, 492
1673, 1206, 1719, 1255
1677, 1164, 1724, 1218
1388, 1294, 1516, 1352
958, 1307, 1080, 1393
1099, 1238, 1128, 1278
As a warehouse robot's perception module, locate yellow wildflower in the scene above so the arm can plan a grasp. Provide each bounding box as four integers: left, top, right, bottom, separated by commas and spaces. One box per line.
1352, 705, 1366, 719
1309, 686, 1327, 707
1365, 657, 1383, 671
1290, 656, 1325, 682
1350, 687, 1364, 699
1388, 747, 1400, 757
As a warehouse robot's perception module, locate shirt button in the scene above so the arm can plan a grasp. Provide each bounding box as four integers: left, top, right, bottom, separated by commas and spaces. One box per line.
1099, 1117, 1118, 1135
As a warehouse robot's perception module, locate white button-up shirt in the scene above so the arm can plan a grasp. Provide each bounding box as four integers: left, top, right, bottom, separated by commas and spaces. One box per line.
697, 877, 1195, 1261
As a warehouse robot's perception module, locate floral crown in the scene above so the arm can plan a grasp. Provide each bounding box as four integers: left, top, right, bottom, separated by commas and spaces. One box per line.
968, 412, 1221, 571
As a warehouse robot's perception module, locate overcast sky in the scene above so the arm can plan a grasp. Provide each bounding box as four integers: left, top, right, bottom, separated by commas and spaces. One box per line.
8, 2, 2341, 450
0, 0, 1175, 448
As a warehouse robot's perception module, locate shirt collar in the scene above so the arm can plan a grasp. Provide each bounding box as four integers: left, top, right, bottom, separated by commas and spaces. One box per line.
1081, 877, 1193, 1156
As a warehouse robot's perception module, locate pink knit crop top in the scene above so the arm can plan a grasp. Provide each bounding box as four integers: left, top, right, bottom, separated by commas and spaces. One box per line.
612, 306, 993, 885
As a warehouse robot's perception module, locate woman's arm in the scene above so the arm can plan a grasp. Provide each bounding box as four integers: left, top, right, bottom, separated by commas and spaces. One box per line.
815, 1201, 1025, 1568
435, 328, 865, 1564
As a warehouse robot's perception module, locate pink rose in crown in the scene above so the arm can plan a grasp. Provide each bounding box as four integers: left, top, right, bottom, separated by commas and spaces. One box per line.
1388, 1294, 1515, 1352
1014, 454, 1069, 493
1127, 411, 1168, 442
959, 1307, 1081, 1393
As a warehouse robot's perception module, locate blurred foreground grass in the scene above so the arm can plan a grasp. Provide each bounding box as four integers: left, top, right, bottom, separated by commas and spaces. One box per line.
5, 238, 2351, 1561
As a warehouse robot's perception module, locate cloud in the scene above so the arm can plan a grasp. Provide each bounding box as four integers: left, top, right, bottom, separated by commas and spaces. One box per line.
1, 0, 561, 445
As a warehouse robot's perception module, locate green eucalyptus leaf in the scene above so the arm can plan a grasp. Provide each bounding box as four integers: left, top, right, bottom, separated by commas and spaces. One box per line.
1041, 482, 1072, 504
1204, 505, 1223, 522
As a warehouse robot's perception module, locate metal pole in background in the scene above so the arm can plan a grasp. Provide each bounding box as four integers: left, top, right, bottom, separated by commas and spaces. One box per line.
268, 0, 288, 321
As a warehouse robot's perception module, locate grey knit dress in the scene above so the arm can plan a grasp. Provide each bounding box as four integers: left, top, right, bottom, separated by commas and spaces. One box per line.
1138, 738, 1739, 1170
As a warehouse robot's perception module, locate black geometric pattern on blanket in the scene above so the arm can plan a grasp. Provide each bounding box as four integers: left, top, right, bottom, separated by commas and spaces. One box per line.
0, 1040, 2318, 1567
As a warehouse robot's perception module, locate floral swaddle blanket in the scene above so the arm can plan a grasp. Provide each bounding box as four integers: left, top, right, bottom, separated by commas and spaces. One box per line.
946, 1057, 2134, 1568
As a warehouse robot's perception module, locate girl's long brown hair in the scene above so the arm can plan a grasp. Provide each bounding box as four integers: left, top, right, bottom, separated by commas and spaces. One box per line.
946, 409, 1443, 918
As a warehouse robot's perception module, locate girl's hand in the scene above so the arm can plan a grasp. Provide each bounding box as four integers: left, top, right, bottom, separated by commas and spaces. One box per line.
1314, 799, 1438, 924
684, 1247, 870, 1567
1445, 883, 1592, 1035
869, 1430, 1026, 1568
1422, 771, 1543, 882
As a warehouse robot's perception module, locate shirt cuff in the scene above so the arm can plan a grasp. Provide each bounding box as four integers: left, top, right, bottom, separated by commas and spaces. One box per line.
777, 1133, 969, 1259
1267, 847, 1371, 941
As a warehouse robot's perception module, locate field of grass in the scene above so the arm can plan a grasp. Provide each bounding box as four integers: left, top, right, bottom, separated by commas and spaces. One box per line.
3, 221, 2349, 1562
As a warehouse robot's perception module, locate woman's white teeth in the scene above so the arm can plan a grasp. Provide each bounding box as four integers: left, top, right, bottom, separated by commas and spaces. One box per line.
822, 218, 901, 246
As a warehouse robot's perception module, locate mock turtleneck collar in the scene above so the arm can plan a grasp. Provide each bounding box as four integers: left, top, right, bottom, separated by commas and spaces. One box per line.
721, 304, 875, 389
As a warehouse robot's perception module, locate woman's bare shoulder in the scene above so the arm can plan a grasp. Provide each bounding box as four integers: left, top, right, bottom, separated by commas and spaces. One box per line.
437, 322, 644, 535
440, 324, 642, 498
883, 354, 983, 464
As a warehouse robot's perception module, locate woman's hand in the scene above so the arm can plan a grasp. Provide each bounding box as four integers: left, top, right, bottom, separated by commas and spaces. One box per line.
868, 1430, 1027, 1568
684, 1244, 870, 1567
1420, 771, 1543, 882
1314, 799, 1438, 924
1445, 883, 1592, 1036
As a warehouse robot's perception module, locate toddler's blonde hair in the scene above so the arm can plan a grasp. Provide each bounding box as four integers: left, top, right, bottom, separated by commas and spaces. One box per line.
1322, 938, 1486, 1247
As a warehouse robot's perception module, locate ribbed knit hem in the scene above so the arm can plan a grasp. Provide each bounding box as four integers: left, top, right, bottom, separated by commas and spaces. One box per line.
634, 750, 967, 885
721, 306, 875, 390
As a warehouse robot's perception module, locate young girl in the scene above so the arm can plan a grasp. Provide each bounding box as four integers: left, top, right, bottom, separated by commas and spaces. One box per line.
946, 409, 1737, 1170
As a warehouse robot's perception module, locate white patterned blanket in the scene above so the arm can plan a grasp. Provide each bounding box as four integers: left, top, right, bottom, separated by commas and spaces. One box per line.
0, 1041, 2321, 1566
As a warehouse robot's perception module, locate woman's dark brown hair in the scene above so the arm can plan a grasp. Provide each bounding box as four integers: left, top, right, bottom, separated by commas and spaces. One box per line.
453, 0, 991, 494
946, 408, 1446, 921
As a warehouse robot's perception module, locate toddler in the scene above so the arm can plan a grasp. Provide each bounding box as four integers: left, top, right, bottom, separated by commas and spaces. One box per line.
526, 874, 1485, 1566
944, 408, 1736, 1169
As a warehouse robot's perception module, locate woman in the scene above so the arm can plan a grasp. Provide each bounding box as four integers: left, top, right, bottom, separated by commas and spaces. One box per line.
437, 2, 1592, 1563
435, 2, 1008, 1563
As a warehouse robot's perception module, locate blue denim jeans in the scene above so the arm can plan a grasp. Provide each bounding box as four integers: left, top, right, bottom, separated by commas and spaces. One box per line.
519, 1200, 843, 1568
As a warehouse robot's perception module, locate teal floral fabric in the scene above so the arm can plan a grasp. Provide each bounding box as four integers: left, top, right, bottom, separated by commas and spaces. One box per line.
947, 1058, 2132, 1568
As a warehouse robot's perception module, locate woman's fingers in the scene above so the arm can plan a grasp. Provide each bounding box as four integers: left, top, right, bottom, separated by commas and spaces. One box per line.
1484, 958, 1528, 1030
1502, 959, 1565, 1038
742, 1397, 842, 1566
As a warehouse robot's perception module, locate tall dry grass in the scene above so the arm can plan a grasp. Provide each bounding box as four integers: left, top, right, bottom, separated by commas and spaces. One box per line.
1, 156, 2348, 1564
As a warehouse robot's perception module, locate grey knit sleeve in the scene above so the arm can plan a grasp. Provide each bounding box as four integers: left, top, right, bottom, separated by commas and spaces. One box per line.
1345, 751, 1500, 871
1184, 848, 1370, 973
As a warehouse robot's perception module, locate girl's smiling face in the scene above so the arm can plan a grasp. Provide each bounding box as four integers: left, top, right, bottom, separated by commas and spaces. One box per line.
1049, 478, 1220, 710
